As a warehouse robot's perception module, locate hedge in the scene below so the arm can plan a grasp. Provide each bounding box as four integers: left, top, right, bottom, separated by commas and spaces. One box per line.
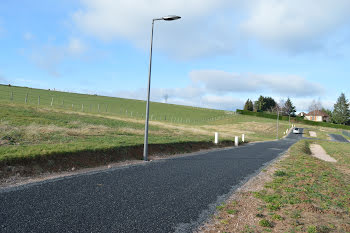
236, 109, 350, 130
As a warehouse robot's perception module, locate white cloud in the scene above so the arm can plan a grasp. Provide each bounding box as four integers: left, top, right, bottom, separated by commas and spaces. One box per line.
293, 98, 334, 112
72, 0, 350, 57
240, 0, 350, 52
114, 69, 325, 110
190, 70, 324, 97
72, 0, 239, 58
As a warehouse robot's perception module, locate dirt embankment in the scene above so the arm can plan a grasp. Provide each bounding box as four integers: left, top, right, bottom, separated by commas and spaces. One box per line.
0, 140, 237, 186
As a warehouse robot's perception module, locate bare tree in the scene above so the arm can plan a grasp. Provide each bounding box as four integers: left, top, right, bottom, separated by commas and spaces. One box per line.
308, 99, 323, 120
279, 99, 288, 115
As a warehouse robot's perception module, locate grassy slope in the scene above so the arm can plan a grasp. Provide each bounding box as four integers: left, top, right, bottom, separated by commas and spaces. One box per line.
0, 85, 297, 165
255, 141, 350, 232
209, 140, 350, 232
0, 103, 212, 162
0, 101, 292, 163
0, 84, 227, 124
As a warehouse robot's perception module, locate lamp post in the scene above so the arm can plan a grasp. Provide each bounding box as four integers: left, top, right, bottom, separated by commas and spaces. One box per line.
143, 15, 181, 161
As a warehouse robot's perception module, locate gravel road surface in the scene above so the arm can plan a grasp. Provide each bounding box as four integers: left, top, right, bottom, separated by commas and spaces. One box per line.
0, 131, 303, 233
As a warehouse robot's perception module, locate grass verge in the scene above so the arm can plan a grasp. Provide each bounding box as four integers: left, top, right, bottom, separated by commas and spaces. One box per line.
199, 140, 350, 232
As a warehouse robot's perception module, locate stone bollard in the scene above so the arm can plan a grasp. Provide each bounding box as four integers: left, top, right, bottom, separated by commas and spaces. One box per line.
214, 132, 219, 144
242, 134, 245, 143
235, 136, 239, 147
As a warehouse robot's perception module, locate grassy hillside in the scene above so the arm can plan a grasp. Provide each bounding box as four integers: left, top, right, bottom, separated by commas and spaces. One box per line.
0, 85, 298, 177
0, 102, 292, 163
0, 84, 229, 124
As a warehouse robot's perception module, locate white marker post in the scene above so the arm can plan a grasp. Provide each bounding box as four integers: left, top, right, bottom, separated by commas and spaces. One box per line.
242, 134, 245, 143
214, 132, 219, 144
235, 136, 239, 147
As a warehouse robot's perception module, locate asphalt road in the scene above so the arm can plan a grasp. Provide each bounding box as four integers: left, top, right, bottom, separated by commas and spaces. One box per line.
329, 134, 349, 143
0, 131, 303, 233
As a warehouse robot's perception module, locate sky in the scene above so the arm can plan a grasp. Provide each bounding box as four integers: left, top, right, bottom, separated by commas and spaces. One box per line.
0, 0, 349, 112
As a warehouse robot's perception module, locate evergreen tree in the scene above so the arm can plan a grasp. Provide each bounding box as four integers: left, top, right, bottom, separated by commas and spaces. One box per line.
264, 97, 277, 112
248, 99, 254, 111
284, 98, 296, 116
332, 93, 350, 124
253, 96, 276, 112
244, 99, 254, 111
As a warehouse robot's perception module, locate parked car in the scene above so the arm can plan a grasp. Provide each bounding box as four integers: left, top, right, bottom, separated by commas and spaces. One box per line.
293, 128, 300, 134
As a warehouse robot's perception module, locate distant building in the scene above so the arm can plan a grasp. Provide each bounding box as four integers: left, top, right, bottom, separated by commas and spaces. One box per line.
305, 110, 330, 122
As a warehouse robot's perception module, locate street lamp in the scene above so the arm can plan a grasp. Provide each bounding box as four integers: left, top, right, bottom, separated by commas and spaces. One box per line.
143, 15, 181, 161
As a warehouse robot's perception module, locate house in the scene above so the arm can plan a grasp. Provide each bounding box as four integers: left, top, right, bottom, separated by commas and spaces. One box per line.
305, 110, 330, 122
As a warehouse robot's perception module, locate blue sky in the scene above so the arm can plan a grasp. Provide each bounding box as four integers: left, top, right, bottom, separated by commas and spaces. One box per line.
0, 0, 349, 112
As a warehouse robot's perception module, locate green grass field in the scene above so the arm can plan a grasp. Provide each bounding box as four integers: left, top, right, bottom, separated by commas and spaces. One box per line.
0, 85, 294, 174
0, 84, 229, 124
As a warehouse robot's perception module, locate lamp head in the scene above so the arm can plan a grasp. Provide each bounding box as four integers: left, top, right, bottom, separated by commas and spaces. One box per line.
162, 15, 181, 21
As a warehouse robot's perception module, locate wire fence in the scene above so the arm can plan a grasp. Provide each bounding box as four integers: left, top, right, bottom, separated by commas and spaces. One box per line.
0, 86, 235, 125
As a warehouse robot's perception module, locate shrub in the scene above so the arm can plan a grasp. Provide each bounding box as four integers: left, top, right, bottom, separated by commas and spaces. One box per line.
259, 219, 273, 228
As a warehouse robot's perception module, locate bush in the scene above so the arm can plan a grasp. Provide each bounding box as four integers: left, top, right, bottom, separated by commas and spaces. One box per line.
259, 219, 273, 228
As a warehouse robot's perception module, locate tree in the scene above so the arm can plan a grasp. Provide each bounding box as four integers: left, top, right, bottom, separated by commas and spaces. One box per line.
244, 99, 254, 111
284, 98, 296, 116
264, 97, 277, 112
308, 99, 323, 119
254, 96, 276, 112
332, 93, 350, 125
322, 108, 332, 120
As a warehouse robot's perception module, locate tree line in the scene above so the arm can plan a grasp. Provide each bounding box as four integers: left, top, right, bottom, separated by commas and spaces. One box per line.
243, 93, 350, 125
243, 96, 296, 116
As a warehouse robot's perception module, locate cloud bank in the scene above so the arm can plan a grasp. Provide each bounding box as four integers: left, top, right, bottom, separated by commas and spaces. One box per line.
190, 70, 324, 97
72, 0, 350, 57
115, 69, 325, 111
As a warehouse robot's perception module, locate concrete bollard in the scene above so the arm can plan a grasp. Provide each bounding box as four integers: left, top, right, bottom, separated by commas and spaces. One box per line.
242, 134, 245, 143
235, 136, 239, 147
214, 132, 219, 144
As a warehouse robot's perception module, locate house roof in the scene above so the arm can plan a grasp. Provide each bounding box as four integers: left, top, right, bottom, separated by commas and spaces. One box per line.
306, 110, 329, 117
